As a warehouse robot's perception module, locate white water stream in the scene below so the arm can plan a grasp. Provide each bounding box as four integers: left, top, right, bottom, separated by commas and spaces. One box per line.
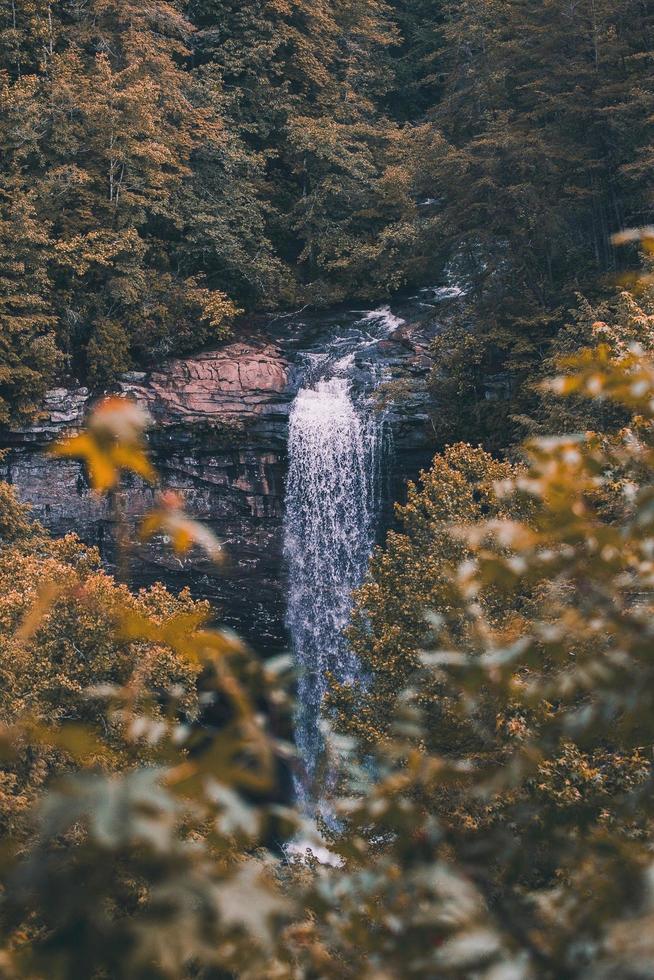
283, 372, 385, 808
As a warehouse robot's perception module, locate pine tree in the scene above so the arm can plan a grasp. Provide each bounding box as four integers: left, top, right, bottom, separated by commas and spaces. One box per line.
190, 0, 426, 301
405, 0, 654, 450
0, 180, 61, 422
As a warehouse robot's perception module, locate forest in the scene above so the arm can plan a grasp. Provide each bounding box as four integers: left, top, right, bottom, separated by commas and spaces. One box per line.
1, 0, 654, 977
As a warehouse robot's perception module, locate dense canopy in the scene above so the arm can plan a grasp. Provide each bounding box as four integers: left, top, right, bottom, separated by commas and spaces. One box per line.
2, 2, 654, 977
0, 0, 651, 436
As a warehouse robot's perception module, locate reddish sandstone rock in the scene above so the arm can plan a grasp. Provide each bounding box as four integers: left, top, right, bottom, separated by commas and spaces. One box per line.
121, 343, 291, 424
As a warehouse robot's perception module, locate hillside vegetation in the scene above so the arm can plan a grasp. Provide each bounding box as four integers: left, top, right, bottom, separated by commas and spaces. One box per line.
1, 0, 653, 438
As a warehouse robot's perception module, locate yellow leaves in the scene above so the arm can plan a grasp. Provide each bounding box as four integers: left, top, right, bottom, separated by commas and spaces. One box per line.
612, 226, 654, 253
51, 394, 229, 597
118, 608, 243, 667
0, 719, 108, 767
117, 607, 277, 795
25, 721, 108, 765
546, 343, 654, 418
15, 380, 285, 843
6, 586, 119, 763
13, 579, 63, 648
53, 228, 144, 276
140, 491, 223, 562
53, 433, 115, 492
193, 283, 241, 336
52, 395, 155, 493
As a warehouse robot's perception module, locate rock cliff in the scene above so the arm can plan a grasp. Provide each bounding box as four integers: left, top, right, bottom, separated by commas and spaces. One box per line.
0, 308, 438, 653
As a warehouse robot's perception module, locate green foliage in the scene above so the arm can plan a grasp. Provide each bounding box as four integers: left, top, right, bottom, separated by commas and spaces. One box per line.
2, 0, 654, 428
4, 2, 654, 972
0, 0, 440, 414
0, 476, 38, 542
427, 318, 521, 452
331, 443, 521, 747
190, 0, 429, 304
524, 278, 654, 436
4, 309, 654, 980
85, 318, 131, 385
408, 0, 654, 452
0, 0, 242, 406
427, 282, 654, 451
0, 181, 62, 423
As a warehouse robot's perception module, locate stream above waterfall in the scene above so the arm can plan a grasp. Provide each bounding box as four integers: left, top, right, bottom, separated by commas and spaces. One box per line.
278, 288, 464, 808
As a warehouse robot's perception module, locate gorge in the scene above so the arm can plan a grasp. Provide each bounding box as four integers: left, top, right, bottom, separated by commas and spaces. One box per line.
0, 293, 452, 795
0, 296, 446, 642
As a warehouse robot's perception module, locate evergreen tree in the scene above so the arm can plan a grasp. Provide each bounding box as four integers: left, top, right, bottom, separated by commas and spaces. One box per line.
0, 180, 61, 422
395, 0, 654, 449
190, 0, 427, 302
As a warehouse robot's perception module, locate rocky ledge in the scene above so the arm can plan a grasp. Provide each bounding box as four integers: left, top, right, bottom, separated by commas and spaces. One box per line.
0, 311, 438, 653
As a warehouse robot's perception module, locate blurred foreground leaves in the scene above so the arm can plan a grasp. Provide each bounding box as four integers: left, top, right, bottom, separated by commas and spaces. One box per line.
7, 319, 654, 976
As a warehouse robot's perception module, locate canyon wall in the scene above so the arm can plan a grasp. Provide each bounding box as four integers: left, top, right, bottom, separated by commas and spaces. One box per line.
0, 316, 436, 654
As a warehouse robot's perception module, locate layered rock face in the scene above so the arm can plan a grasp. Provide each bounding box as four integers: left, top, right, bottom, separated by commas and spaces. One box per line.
0, 311, 437, 654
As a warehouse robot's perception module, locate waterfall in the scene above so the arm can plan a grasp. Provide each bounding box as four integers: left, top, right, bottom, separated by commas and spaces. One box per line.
284, 377, 384, 808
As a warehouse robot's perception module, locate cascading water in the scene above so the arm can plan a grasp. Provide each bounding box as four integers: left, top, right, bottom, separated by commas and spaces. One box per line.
284, 375, 385, 809
279, 293, 464, 823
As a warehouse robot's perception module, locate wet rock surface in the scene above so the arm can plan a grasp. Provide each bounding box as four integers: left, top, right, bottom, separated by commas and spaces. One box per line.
0, 299, 447, 653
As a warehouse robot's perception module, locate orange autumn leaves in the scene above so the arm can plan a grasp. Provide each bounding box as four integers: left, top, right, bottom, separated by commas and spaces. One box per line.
612, 226, 654, 290
53, 396, 155, 491
141, 491, 223, 563
52, 395, 223, 562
